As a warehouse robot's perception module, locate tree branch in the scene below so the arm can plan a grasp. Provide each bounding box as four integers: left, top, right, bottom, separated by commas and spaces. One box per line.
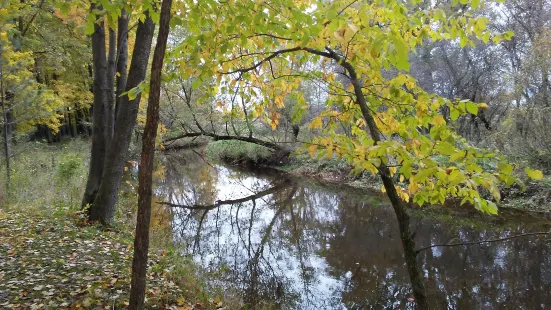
163, 131, 288, 153
220, 47, 302, 74
157, 182, 290, 210
414, 231, 551, 255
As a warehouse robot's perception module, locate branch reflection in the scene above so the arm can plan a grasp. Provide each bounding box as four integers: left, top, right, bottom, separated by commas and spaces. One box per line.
151, 150, 551, 309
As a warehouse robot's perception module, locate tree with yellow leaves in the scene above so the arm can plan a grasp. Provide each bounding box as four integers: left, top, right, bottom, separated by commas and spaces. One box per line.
173, 0, 543, 306
0, 2, 66, 189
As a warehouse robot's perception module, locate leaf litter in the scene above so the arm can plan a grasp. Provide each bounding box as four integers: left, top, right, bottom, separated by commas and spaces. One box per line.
0, 208, 224, 310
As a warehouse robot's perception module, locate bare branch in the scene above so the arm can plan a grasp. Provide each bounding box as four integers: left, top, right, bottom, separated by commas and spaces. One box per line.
415, 231, 551, 255
158, 182, 290, 210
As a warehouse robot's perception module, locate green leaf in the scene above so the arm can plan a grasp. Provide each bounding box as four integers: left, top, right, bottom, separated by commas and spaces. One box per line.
84, 20, 95, 35
192, 79, 201, 90
482, 32, 491, 43
526, 168, 543, 180
450, 108, 460, 121
450, 151, 465, 162
466, 102, 478, 115
503, 31, 514, 40
126, 88, 139, 100
498, 162, 513, 175
436, 141, 455, 155
460, 36, 468, 48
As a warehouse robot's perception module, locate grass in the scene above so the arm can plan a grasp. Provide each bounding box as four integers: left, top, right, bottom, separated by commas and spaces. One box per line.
205, 140, 274, 165
0, 139, 223, 309
204, 140, 380, 189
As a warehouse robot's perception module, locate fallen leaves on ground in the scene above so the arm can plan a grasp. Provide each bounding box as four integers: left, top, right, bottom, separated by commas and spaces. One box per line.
0, 208, 223, 310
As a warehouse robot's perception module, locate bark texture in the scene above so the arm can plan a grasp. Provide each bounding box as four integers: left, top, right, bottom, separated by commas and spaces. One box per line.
0, 60, 10, 190
90, 13, 155, 224
106, 27, 116, 145
115, 10, 129, 127
82, 4, 108, 209
128, 0, 172, 308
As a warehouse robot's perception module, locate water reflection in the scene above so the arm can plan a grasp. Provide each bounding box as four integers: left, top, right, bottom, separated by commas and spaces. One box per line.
153, 150, 551, 309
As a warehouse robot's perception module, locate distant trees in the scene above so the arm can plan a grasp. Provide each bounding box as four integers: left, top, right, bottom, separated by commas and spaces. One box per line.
0, 0, 89, 189
407, 0, 551, 168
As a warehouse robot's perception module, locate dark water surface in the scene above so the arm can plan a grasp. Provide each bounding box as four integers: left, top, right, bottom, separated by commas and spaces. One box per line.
152, 150, 551, 309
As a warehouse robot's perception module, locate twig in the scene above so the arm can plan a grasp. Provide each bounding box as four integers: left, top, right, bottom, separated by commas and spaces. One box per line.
415, 231, 551, 255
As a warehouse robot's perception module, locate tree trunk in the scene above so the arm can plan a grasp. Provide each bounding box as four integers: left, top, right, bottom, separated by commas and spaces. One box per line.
129, 0, 172, 307
115, 10, 129, 127
317, 47, 430, 309
106, 27, 116, 145
292, 124, 300, 142
0, 60, 10, 191
82, 4, 108, 209
90, 13, 155, 225
163, 132, 287, 153
349, 68, 430, 309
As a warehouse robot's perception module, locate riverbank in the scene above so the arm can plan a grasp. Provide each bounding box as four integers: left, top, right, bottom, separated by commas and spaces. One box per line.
0, 207, 217, 309
204, 140, 551, 213
0, 140, 223, 309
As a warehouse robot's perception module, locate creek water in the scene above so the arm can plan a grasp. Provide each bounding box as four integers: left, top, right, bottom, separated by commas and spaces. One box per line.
150, 150, 551, 309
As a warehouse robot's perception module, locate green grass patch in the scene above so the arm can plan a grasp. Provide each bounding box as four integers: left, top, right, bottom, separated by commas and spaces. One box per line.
205, 140, 274, 165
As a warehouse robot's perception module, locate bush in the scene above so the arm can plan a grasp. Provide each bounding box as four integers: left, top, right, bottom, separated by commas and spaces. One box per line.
57, 153, 83, 182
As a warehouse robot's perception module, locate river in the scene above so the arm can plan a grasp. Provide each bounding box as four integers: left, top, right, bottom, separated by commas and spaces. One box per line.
148, 149, 551, 309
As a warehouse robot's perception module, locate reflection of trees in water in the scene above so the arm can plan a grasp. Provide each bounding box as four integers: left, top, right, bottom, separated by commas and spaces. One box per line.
157, 150, 218, 207
322, 197, 414, 309
413, 220, 551, 308
323, 197, 551, 308
153, 151, 551, 309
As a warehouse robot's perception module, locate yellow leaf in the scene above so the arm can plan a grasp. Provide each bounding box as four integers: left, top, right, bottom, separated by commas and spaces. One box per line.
526, 168, 543, 180
176, 297, 186, 306
408, 181, 420, 194
309, 117, 323, 129
434, 115, 445, 126
308, 144, 317, 156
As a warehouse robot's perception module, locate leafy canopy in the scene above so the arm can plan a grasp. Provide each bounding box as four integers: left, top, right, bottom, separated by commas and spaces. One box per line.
0, 1, 68, 133
179, 0, 538, 213
68, 0, 544, 214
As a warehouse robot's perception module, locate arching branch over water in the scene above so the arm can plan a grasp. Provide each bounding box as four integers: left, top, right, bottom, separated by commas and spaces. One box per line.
163, 131, 289, 154
158, 181, 291, 210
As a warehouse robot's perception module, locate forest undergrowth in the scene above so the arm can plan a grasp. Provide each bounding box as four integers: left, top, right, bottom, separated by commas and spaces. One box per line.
0, 140, 223, 310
